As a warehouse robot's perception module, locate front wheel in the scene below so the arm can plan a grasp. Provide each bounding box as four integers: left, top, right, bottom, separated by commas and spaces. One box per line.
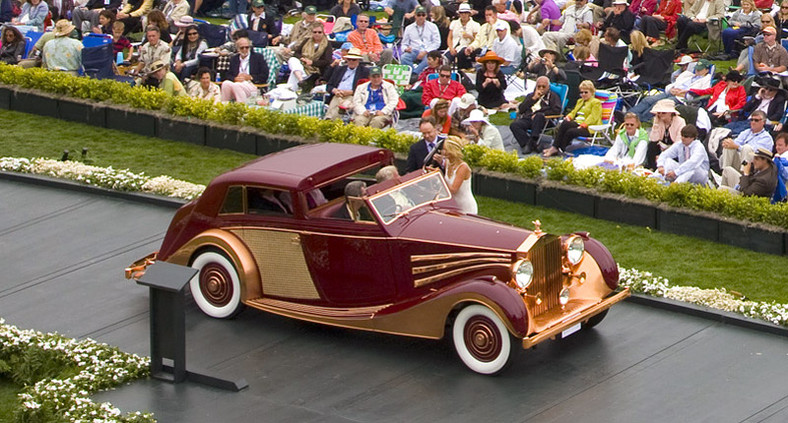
582, 309, 608, 330
189, 250, 244, 319
452, 305, 513, 375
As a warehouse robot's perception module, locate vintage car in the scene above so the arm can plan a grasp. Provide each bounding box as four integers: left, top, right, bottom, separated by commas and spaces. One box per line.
126, 143, 629, 374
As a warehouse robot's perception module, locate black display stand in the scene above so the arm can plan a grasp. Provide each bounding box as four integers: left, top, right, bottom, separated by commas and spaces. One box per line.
136, 261, 248, 392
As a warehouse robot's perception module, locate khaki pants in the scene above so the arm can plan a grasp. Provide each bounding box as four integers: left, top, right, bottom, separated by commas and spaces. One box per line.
720, 144, 754, 169
719, 166, 742, 193
324, 95, 354, 120
354, 113, 392, 129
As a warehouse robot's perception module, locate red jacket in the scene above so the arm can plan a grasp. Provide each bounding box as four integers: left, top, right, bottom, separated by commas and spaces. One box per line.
690, 81, 747, 112
422, 79, 467, 106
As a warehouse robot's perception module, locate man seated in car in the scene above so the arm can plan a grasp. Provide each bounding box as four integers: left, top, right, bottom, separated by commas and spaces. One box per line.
334, 181, 373, 222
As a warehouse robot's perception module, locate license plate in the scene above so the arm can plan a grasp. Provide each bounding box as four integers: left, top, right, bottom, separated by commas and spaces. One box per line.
561, 323, 582, 339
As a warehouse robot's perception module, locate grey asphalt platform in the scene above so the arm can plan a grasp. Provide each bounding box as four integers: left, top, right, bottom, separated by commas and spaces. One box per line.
2, 177, 788, 423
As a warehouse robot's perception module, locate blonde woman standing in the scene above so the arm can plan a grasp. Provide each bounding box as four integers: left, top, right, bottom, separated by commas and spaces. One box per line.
442, 137, 478, 214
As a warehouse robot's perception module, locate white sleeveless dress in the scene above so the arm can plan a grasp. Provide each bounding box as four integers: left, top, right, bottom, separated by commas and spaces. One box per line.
446, 164, 478, 214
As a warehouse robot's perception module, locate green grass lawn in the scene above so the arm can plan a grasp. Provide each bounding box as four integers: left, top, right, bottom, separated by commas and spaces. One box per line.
2, 108, 788, 302
0, 378, 20, 422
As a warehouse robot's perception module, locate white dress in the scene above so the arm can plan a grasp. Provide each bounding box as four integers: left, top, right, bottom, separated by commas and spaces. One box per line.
445, 163, 478, 214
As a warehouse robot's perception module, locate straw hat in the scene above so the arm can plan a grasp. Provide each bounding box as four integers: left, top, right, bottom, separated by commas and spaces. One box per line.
458, 3, 472, 12
462, 109, 490, 125
754, 147, 774, 160
53, 19, 76, 37
538, 48, 561, 58
650, 99, 678, 114
476, 50, 505, 64
345, 47, 363, 60
174, 15, 195, 28
148, 60, 167, 73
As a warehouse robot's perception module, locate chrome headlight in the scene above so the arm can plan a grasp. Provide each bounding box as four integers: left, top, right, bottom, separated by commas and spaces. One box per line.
514, 260, 534, 290
566, 236, 585, 265
559, 287, 571, 305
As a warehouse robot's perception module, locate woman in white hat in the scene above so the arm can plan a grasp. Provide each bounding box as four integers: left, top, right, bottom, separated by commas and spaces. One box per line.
462, 109, 505, 151
441, 136, 478, 214
447, 3, 480, 63
646, 98, 685, 170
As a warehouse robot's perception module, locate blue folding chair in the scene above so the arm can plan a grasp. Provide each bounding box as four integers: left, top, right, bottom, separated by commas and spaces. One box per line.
82, 33, 112, 48
23, 31, 43, 59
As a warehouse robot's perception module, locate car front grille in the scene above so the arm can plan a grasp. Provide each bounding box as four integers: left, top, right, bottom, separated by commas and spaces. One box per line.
529, 236, 563, 317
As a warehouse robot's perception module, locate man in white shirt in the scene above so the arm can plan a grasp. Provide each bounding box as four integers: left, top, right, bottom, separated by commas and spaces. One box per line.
492, 20, 520, 74
448, 3, 480, 63
541, 0, 593, 52
400, 6, 440, 74
629, 59, 712, 122
458, 6, 509, 70
657, 124, 710, 185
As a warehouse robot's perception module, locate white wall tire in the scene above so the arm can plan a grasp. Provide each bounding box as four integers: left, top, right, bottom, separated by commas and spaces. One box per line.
190, 251, 243, 319
452, 304, 513, 375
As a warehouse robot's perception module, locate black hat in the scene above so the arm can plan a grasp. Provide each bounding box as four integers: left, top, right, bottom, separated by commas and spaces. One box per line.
725, 70, 743, 83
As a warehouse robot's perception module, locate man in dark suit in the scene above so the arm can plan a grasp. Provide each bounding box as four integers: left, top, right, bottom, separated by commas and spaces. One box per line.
220, 37, 269, 103
324, 47, 370, 120
247, 0, 281, 47
406, 117, 446, 173
333, 181, 374, 222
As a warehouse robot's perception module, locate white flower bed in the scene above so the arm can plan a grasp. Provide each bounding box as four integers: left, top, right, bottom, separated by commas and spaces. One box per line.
0, 319, 154, 422
0, 157, 205, 200
619, 267, 788, 326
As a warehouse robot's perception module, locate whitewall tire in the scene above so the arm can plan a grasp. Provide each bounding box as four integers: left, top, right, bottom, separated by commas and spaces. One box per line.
190, 251, 243, 319
452, 304, 513, 375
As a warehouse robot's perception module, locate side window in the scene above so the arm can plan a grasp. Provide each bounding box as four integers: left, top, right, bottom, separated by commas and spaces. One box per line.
219, 186, 244, 214
247, 187, 292, 216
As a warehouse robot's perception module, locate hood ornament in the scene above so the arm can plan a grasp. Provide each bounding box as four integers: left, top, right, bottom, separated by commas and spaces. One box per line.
532, 220, 543, 235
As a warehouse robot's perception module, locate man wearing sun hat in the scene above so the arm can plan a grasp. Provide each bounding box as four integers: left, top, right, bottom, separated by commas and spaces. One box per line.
352, 66, 400, 129
42, 20, 82, 75
491, 20, 519, 73
719, 147, 779, 197
599, 0, 635, 43
400, 6, 440, 74
144, 59, 186, 97
753, 25, 788, 74
325, 47, 369, 120
672, 55, 694, 82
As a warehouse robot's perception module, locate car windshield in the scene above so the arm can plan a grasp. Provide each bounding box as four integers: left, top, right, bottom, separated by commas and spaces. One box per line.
368, 172, 451, 224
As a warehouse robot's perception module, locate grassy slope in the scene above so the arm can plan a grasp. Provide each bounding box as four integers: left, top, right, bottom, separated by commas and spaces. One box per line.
0, 378, 20, 422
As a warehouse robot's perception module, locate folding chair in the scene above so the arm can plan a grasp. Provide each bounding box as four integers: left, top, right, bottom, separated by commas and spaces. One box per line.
585, 90, 619, 145
382, 63, 412, 95
255, 46, 281, 90
581, 43, 628, 83
197, 21, 229, 48
317, 14, 335, 35
538, 82, 570, 139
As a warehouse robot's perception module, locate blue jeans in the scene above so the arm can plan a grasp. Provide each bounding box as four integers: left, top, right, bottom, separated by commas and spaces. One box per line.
401, 50, 429, 74
722, 27, 756, 55
629, 92, 673, 122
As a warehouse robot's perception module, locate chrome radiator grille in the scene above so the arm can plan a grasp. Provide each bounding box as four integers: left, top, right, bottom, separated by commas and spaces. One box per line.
529, 236, 563, 316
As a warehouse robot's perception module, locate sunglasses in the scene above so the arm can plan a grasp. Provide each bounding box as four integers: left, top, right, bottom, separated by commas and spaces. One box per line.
416, 13, 427, 16
238, 46, 251, 49
580, 90, 590, 93
782, 5, 788, 8
750, 118, 764, 122
624, 123, 637, 126
439, 74, 451, 78
187, 32, 198, 35
313, 30, 323, 33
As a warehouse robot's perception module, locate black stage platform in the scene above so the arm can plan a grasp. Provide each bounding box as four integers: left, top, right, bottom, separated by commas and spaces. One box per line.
2, 179, 787, 423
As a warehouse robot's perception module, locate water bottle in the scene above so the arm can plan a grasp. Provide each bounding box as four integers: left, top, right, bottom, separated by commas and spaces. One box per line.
116, 52, 123, 65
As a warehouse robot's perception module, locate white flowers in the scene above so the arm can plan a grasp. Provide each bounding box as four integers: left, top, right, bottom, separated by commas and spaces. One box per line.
1, 318, 155, 422
0, 157, 205, 200
619, 267, 788, 327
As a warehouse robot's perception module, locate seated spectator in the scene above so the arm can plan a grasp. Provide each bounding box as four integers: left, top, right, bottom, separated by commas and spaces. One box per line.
116, 0, 153, 35
725, 76, 786, 136
630, 58, 711, 122
720, 147, 779, 197
0, 0, 12, 24
646, 99, 685, 169
0, 25, 25, 65
325, 48, 369, 120
406, 117, 446, 173
220, 37, 270, 103
510, 76, 562, 154
458, 6, 509, 70
675, 0, 724, 52
422, 99, 452, 134
142, 10, 173, 44
689, 70, 746, 126
286, 22, 332, 92
72, 0, 121, 36
543, 80, 602, 157
775, 1, 788, 43
475, 51, 509, 109
639, 0, 681, 47
719, 110, 774, 169
91, 10, 115, 35
422, 65, 467, 110
628, 31, 648, 72
277, 6, 319, 63
432, 6, 451, 50
527, 0, 561, 33
144, 59, 187, 96
526, 49, 566, 83
352, 66, 399, 129
383, 0, 419, 38
330, 0, 361, 19
671, 55, 694, 83
416, 51, 443, 85
247, 0, 281, 47
170, 15, 193, 47
722, 0, 761, 58
447, 3, 481, 65
656, 124, 709, 185
188, 67, 221, 102
491, 20, 519, 74
628, 0, 657, 21
753, 26, 788, 74
463, 109, 505, 151
111, 21, 132, 58
132, 26, 172, 76
451, 93, 477, 134
604, 112, 648, 168
42, 20, 83, 75
400, 7, 440, 74
18, 28, 56, 68
172, 25, 208, 81
492, 0, 518, 22
12, 0, 49, 32
347, 13, 394, 66
515, 19, 545, 64
161, 0, 190, 31
541, 0, 593, 53
599, 0, 635, 43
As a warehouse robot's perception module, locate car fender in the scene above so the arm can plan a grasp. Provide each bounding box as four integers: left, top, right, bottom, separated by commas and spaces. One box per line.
166, 228, 263, 301
577, 234, 619, 290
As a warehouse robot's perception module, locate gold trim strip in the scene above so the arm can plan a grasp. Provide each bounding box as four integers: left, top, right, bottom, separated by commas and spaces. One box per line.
414, 263, 511, 287
412, 257, 511, 275
250, 298, 391, 318
411, 252, 511, 263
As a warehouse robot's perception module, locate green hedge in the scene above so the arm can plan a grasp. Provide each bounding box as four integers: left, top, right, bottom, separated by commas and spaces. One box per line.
2, 64, 788, 230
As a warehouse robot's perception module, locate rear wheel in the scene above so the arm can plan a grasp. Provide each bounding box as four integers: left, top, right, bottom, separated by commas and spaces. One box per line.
190, 250, 243, 319
452, 305, 513, 375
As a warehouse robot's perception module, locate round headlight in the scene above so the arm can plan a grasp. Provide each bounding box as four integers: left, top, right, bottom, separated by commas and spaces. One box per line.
559, 287, 571, 305
514, 260, 534, 290
566, 236, 585, 265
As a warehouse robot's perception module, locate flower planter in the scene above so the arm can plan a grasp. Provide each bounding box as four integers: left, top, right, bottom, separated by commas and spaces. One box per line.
0, 86, 11, 109
256, 132, 302, 156
718, 221, 786, 255
12, 90, 58, 118
595, 196, 658, 228
58, 98, 106, 127
157, 115, 207, 146
535, 184, 597, 217
105, 107, 157, 137
206, 126, 256, 154
473, 171, 537, 205
656, 208, 720, 242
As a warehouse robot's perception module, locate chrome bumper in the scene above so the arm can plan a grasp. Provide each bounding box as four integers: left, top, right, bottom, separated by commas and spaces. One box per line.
124, 252, 158, 279
522, 288, 630, 349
